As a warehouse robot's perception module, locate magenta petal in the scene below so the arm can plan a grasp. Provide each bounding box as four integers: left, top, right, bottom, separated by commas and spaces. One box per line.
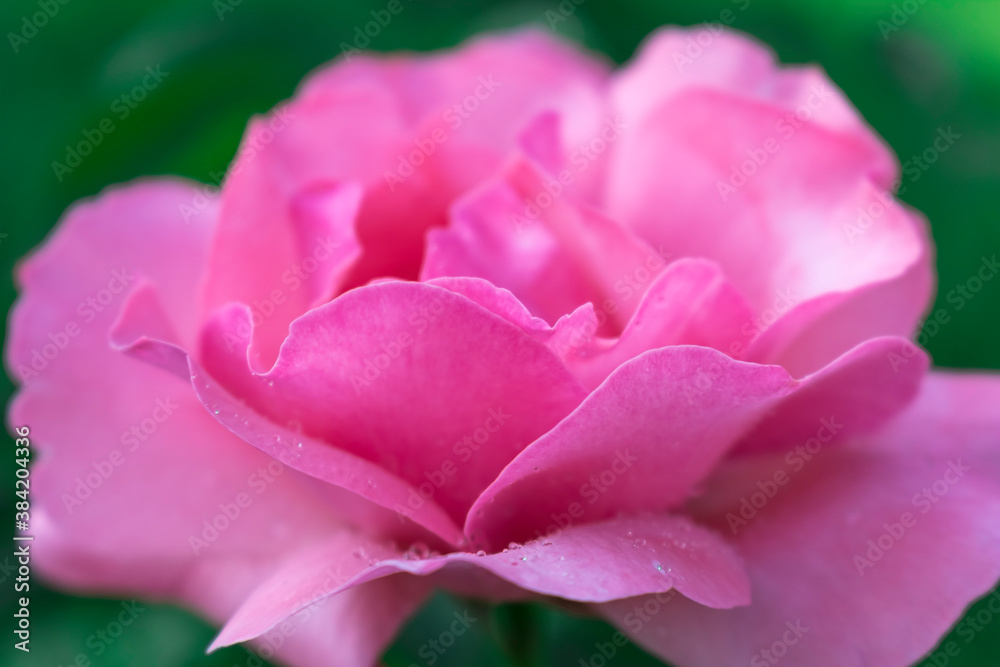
189, 345, 466, 547
598, 372, 1000, 667
733, 336, 929, 455
426, 276, 601, 362
567, 258, 756, 389
211, 513, 749, 652
201, 170, 363, 368
200, 281, 587, 524
424, 153, 664, 332
465, 346, 797, 549
468, 337, 927, 549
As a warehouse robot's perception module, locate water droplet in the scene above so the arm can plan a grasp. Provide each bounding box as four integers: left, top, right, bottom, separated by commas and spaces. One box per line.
475, 550, 487, 557
404, 542, 431, 560
507, 542, 522, 550
653, 560, 665, 573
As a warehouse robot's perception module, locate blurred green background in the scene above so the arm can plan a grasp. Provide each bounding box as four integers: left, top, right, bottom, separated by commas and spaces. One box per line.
1, 0, 998, 665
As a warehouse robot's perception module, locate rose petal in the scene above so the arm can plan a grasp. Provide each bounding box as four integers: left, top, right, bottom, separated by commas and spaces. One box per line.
210, 513, 749, 652
566, 258, 756, 390
199, 281, 588, 524
423, 154, 664, 333
606, 84, 931, 375
597, 371, 1000, 667
612, 27, 895, 185
467, 338, 927, 549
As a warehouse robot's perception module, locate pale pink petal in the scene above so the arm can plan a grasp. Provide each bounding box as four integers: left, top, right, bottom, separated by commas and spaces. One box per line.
5, 179, 340, 601
606, 81, 931, 375
613, 28, 895, 182
597, 372, 1000, 667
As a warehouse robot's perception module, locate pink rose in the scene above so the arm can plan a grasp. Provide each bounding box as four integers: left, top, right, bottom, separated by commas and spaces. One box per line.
7, 27, 1000, 667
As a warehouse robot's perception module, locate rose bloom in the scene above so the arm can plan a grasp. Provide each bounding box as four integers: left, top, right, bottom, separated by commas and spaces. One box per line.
7, 26, 1000, 667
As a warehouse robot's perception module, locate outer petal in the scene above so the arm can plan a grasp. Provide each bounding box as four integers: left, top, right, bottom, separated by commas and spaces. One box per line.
608, 34, 932, 375
3, 180, 433, 667
732, 337, 929, 455
210, 513, 750, 653
200, 280, 588, 525
613, 27, 895, 183
466, 339, 927, 550
598, 372, 1000, 667
4, 181, 332, 614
